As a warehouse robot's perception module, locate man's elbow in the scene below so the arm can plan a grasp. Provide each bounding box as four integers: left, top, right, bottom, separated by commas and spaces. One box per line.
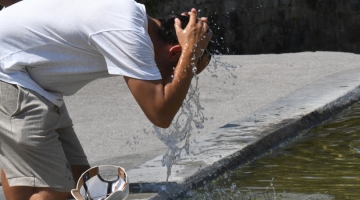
153, 119, 172, 129
150, 115, 173, 128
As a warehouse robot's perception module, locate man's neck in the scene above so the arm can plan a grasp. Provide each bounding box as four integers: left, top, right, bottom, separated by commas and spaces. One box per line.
147, 16, 162, 52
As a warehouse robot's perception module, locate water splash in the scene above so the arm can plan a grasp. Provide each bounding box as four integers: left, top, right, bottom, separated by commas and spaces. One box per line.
154, 85, 204, 181
152, 44, 240, 182
154, 42, 205, 181
205, 49, 239, 81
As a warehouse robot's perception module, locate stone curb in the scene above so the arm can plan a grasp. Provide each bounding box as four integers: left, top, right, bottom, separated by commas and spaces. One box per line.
125, 68, 360, 199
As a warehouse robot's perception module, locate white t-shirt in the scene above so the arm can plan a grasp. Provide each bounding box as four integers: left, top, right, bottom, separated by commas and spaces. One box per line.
0, 0, 162, 106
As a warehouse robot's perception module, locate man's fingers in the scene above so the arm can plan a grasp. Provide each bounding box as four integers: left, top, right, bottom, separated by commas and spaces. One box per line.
202, 22, 209, 34
208, 27, 213, 35
174, 18, 183, 33
180, 12, 207, 23
200, 17, 208, 23
187, 8, 197, 26
199, 20, 212, 40
176, 8, 212, 50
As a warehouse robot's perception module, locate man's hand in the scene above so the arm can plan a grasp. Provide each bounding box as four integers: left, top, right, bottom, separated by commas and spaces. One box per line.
176, 9, 212, 74
175, 8, 212, 65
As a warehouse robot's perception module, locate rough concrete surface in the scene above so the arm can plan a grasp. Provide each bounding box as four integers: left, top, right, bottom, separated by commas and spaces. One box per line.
1, 52, 360, 199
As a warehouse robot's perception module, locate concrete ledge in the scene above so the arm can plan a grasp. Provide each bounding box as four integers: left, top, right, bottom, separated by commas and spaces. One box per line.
126, 68, 360, 199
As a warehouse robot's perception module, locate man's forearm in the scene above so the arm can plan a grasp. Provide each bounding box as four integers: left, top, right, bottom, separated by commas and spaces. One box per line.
159, 50, 199, 122
124, 47, 208, 128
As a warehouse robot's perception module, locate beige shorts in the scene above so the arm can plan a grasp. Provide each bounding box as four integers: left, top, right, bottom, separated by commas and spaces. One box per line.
0, 81, 89, 192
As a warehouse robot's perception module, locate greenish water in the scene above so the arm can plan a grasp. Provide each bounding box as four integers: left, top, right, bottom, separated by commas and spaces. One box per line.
186, 102, 360, 199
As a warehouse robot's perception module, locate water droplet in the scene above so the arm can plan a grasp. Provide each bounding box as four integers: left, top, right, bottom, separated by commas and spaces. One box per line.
230, 182, 236, 192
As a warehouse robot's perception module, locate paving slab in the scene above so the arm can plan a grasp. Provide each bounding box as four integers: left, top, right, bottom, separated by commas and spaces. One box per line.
145, 67, 360, 199
1, 52, 360, 199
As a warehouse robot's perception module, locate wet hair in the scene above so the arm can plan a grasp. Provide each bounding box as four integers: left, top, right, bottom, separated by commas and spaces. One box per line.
158, 14, 190, 45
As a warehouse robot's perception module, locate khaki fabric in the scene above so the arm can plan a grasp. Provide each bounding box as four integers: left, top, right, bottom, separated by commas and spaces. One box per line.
0, 81, 89, 192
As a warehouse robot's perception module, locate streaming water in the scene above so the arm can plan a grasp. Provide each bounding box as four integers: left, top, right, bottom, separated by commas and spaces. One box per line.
153, 65, 203, 182
184, 101, 360, 199
152, 42, 238, 181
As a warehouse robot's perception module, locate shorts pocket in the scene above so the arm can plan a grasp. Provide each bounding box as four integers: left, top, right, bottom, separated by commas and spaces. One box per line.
0, 82, 21, 116
10, 86, 61, 145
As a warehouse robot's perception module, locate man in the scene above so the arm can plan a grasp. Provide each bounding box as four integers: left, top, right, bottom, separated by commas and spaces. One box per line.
0, 0, 212, 199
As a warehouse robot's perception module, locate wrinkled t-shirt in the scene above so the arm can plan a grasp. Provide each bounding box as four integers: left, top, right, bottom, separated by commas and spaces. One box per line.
0, 0, 161, 106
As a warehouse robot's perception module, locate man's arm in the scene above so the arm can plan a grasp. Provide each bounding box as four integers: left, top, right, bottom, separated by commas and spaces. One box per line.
124, 9, 212, 128
0, 0, 20, 7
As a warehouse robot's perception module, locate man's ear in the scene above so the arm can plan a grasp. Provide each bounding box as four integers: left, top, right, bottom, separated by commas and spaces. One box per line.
168, 45, 182, 62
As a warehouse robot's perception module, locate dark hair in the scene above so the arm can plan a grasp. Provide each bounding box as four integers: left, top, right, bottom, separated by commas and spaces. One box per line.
158, 14, 190, 45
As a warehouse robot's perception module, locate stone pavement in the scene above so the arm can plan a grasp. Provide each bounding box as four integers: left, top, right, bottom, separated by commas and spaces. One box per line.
1, 52, 360, 199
